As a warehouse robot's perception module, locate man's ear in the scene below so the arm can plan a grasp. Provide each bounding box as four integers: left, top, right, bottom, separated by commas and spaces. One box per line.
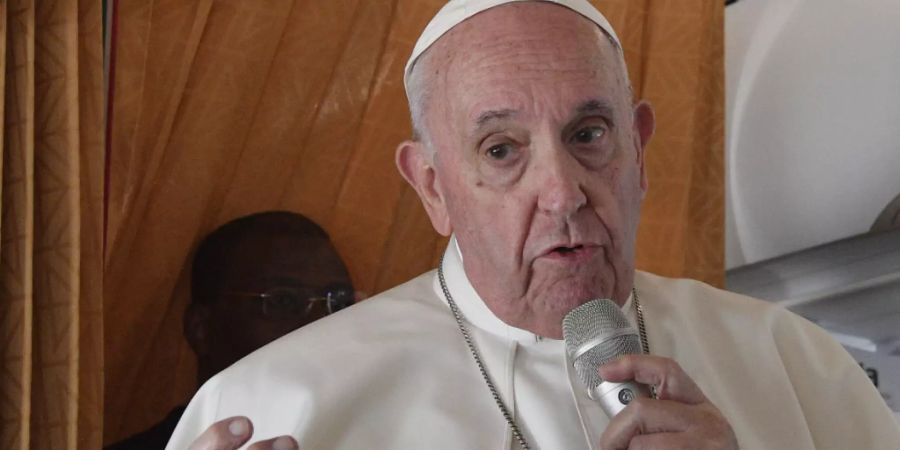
396, 140, 452, 236
184, 303, 211, 357
632, 101, 656, 194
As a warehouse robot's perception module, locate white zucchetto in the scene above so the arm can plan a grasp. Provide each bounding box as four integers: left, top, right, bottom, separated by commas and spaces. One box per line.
403, 0, 621, 99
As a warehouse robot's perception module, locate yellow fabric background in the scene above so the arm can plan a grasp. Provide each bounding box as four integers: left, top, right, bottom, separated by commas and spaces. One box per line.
104, 0, 723, 444
0, 0, 104, 448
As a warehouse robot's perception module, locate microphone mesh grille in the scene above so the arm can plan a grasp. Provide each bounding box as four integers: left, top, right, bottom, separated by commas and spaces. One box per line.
562, 299, 642, 390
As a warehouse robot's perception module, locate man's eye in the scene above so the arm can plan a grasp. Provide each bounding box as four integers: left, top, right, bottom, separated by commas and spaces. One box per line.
486, 143, 513, 160
572, 126, 606, 144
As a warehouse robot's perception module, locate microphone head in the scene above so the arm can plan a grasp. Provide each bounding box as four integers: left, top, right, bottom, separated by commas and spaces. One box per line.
562, 299, 642, 391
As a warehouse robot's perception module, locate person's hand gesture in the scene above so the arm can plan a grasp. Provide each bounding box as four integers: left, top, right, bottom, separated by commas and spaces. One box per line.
599, 355, 739, 449
187, 416, 299, 450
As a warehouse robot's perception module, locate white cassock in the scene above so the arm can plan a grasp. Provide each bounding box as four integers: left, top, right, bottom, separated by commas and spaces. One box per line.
167, 239, 900, 449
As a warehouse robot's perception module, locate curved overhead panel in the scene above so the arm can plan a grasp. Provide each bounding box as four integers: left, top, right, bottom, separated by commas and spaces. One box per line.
726, 0, 900, 268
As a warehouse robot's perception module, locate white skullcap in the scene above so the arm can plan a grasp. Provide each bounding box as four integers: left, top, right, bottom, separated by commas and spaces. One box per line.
403, 0, 621, 98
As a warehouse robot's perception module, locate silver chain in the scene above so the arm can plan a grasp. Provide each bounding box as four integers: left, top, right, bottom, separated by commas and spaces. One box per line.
438, 256, 532, 449
437, 256, 650, 450
634, 288, 650, 356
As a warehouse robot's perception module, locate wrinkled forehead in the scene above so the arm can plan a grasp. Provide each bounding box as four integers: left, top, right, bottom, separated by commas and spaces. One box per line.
404, 0, 621, 100
423, 4, 628, 132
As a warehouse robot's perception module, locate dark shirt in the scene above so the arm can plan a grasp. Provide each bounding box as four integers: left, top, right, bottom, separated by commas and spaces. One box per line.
105, 406, 186, 450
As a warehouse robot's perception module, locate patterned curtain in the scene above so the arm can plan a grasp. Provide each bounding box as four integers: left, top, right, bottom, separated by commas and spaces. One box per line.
103, 0, 723, 444
0, 0, 104, 449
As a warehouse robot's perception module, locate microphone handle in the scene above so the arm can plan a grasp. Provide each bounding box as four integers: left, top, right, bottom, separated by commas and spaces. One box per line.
590, 380, 652, 417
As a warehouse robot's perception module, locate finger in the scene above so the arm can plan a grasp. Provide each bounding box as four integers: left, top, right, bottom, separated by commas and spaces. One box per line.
247, 435, 299, 450
188, 416, 254, 450
598, 355, 706, 404
600, 398, 697, 449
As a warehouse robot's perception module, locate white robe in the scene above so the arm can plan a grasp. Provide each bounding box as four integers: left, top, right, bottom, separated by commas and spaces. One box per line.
167, 241, 900, 449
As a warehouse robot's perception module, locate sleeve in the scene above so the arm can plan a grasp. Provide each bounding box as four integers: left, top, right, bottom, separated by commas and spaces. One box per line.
165, 376, 223, 450
773, 309, 900, 450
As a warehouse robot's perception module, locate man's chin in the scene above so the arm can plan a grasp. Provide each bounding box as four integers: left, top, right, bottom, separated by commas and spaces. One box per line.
544, 273, 610, 301
537, 284, 607, 320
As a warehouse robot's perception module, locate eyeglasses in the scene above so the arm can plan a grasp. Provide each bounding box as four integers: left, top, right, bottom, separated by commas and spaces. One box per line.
223, 283, 355, 319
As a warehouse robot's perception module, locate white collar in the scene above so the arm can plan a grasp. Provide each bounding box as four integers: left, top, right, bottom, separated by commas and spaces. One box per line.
434, 236, 636, 343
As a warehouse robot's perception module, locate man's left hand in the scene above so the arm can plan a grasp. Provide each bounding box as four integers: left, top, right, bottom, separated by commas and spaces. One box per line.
598, 355, 739, 449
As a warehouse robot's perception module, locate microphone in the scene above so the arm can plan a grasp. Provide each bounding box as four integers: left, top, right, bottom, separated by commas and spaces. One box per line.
562, 299, 651, 417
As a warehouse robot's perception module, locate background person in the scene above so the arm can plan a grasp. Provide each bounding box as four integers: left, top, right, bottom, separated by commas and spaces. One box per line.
107, 211, 355, 449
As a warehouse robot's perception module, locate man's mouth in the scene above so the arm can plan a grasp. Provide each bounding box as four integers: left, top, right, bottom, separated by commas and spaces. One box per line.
542, 244, 599, 262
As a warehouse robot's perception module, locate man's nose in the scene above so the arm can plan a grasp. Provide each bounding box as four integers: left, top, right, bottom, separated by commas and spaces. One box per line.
535, 144, 587, 217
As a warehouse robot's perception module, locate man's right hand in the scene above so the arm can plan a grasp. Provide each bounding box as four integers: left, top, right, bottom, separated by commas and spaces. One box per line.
186, 416, 299, 450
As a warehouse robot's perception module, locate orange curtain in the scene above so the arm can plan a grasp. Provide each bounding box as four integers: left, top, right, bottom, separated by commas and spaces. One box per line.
0, 0, 104, 449
614, 0, 725, 285
104, 0, 723, 444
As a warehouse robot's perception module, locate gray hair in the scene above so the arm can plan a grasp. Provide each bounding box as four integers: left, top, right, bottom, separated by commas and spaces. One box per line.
406, 49, 437, 152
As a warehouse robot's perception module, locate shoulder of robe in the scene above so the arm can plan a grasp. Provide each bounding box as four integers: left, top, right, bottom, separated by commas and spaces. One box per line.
631, 269, 859, 365
634, 269, 787, 327
208, 269, 458, 381
634, 270, 858, 358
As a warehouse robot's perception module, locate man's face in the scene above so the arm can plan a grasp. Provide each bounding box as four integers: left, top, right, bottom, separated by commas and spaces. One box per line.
207, 233, 353, 372
407, 3, 652, 338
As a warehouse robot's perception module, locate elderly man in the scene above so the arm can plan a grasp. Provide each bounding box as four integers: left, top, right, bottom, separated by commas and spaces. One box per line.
168, 1, 900, 449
